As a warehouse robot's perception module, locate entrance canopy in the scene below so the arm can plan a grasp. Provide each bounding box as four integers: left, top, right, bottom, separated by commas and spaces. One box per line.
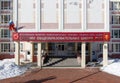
12, 32, 110, 42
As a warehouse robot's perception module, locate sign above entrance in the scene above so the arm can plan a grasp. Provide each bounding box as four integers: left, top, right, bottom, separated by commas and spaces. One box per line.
12, 32, 110, 42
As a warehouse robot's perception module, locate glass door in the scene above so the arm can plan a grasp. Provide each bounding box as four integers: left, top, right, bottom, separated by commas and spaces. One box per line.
55, 43, 66, 56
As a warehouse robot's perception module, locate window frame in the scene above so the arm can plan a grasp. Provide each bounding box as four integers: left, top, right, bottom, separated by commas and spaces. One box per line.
111, 15, 120, 24
0, 14, 11, 24
111, 2, 120, 10
1, 43, 10, 52
112, 43, 120, 52
0, 29, 10, 38
1, 1, 11, 10
111, 29, 120, 38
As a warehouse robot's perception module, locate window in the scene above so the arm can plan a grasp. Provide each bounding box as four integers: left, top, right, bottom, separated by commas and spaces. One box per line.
77, 43, 81, 51
112, 43, 120, 52
1, 1, 11, 10
111, 2, 120, 10
20, 43, 23, 52
119, 44, 120, 52
115, 44, 119, 52
99, 44, 103, 52
111, 15, 120, 24
112, 44, 113, 52
111, 30, 120, 38
1, 15, 10, 24
48, 43, 54, 51
114, 30, 119, 38
1, 43, 10, 52
1, 29, 10, 38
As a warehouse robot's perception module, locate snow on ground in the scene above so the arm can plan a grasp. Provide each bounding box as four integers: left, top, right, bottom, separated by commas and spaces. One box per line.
0, 59, 30, 80
100, 58, 120, 77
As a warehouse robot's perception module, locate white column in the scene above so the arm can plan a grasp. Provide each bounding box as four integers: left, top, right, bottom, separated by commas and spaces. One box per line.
13, 0, 18, 28
36, 0, 41, 31
103, 42, 108, 67
104, 0, 110, 62
81, 0, 87, 31
104, 0, 110, 32
58, 0, 64, 30
37, 43, 42, 68
81, 42, 86, 68
30, 43, 34, 62
15, 42, 20, 65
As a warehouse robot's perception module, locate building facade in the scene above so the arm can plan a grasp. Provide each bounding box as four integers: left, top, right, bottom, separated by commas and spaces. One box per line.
0, 0, 14, 59
0, 0, 119, 68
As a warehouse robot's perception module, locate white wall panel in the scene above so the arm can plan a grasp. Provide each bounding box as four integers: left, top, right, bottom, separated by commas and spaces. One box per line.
65, 0, 81, 23
87, 0, 103, 23
43, 0, 57, 23
19, 0, 34, 23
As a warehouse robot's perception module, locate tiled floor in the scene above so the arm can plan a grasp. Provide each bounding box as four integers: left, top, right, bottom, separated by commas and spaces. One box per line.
0, 68, 120, 83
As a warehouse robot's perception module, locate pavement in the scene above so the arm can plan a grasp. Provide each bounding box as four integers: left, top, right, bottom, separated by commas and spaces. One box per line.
0, 58, 120, 83
0, 68, 120, 83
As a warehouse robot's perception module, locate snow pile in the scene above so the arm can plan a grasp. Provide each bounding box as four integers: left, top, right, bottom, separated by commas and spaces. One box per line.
100, 58, 120, 77
97, 57, 115, 65
0, 59, 30, 80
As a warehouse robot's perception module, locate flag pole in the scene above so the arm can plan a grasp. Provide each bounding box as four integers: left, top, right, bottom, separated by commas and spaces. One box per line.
14, 0, 20, 65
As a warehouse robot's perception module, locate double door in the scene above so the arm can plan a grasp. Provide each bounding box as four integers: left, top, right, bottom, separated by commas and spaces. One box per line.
55, 43, 66, 56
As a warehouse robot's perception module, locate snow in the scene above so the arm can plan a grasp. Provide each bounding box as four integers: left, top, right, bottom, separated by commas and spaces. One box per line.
100, 58, 120, 77
0, 59, 30, 80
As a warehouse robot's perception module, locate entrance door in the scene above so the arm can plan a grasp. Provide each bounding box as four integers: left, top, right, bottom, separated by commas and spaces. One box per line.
55, 44, 66, 56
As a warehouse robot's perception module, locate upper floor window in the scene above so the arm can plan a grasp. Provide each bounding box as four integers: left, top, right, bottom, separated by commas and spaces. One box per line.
0, 15, 10, 24
112, 30, 120, 38
1, 1, 11, 10
20, 43, 23, 52
111, 2, 120, 10
1, 29, 10, 38
112, 43, 120, 52
99, 44, 103, 52
111, 15, 120, 24
1, 43, 10, 52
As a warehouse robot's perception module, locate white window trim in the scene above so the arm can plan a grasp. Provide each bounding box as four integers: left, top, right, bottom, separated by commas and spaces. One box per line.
0, 28, 11, 39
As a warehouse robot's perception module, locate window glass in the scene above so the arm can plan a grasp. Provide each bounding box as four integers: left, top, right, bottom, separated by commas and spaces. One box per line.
112, 2, 120, 10
112, 44, 113, 52
112, 29, 120, 38
112, 16, 120, 24
1, 15, 10, 24
20, 43, 23, 52
115, 44, 118, 52
1, 1, 11, 10
1, 43, 10, 52
1, 29, 10, 38
100, 44, 103, 52
119, 44, 120, 52
114, 30, 119, 38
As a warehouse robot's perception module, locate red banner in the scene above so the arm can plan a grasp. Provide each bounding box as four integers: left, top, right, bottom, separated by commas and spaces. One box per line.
12, 32, 110, 42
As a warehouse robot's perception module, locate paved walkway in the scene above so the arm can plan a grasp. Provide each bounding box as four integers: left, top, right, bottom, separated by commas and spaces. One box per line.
43, 57, 101, 67
0, 68, 120, 83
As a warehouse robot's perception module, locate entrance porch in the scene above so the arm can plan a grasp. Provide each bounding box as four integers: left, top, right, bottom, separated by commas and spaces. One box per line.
13, 32, 110, 68
14, 42, 108, 68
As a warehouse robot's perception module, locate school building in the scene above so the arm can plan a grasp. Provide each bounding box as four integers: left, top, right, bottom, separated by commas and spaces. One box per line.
0, 0, 120, 68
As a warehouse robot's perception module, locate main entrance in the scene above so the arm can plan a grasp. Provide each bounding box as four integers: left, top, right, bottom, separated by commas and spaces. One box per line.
13, 32, 110, 68
41, 42, 92, 67
55, 43, 66, 56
